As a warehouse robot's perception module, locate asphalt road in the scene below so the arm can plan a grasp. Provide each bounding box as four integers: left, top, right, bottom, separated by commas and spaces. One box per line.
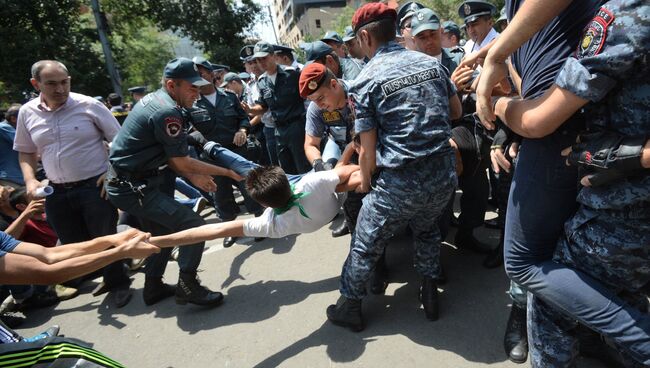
15, 202, 607, 368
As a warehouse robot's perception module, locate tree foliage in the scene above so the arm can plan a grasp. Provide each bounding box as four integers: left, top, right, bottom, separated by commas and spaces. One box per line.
0, 1, 112, 103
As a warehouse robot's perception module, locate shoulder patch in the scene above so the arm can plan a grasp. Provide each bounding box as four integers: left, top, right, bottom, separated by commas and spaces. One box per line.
164, 116, 183, 138
578, 7, 615, 58
322, 111, 343, 123
380, 68, 441, 96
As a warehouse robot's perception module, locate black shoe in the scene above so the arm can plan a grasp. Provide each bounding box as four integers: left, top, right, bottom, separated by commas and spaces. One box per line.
331, 220, 350, 238
483, 245, 503, 269
504, 304, 528, 364
254, 237, 265, 242
223, 237, 237, 248
420, 277, 439, 321
17, 291, 59, 311
143, 277, 176, 306
484, 217, 501, 229
0, 312, 25, 329
454, 229, 492, 255
326, 296, 364, 332
110, 284, 133, 308
175, 272, 224, 307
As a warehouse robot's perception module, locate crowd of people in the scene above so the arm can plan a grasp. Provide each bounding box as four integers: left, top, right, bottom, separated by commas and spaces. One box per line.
0, 0, 648, 366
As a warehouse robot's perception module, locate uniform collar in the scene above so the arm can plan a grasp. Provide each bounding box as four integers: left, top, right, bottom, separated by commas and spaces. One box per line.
373, 41, 404, 58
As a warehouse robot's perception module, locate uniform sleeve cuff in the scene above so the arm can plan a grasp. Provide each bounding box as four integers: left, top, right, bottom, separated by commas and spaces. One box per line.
555, 57, 616, 102
354, 118, 376, 133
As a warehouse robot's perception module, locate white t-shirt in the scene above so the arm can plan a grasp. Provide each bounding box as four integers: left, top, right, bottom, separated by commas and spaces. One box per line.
243, 171, 346, 238
463, 28, 499, 54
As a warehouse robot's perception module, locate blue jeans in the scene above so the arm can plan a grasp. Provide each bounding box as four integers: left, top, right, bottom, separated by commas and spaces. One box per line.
504, 130, 650, 364
45, 176, 129, 288
263, 126, 279, 166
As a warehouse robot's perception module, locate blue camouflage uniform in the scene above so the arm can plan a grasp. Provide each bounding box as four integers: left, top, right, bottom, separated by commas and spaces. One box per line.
527, 1, 650, 366
339, 41, 457, 300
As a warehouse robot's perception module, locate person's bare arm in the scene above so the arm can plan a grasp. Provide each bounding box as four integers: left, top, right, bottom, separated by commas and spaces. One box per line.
494, 84, 588, 138
0, 233, 158, 285
358, 129, 377, 193
249, 114, 262, 127
241, 102, 267, 116
149, 220, 247, 249
449, 94, 462, 121
18, 152, 41, 199
11, 228, 143, 265
333, 165, 361, 192
477, 0, 573, 125
304, 134, 323, 163
4, 199, 45, 238
335, 143, 356, 168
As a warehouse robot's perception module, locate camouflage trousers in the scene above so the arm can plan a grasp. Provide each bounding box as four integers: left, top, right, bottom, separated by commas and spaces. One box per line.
339, 152, 457, 300
529, 204, 650, 367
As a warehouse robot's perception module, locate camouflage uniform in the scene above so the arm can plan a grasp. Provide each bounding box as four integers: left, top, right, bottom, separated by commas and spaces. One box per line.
339, 41, 457, 300
529, 0, 650, 366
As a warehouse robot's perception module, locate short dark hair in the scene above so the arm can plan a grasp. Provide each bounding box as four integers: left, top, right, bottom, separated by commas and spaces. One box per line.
357, 17, 395, 45
246, 166, 292, 208
9, 188, 28, 209
107, 93, 122, 107
276, 50, 294, 62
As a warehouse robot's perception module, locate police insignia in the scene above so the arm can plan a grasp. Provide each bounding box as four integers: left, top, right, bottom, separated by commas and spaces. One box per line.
464, 4, 471, 16
578, 7, 615, 58
308, 80, 318, 91
417, 12, 424, 21
322, 111, 342, 123
193, 64, 198, 71
164, 116, 183, 137
246, 48, 253, 56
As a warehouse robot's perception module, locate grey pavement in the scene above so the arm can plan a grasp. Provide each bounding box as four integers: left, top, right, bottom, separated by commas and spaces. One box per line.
16, 203, 606, 367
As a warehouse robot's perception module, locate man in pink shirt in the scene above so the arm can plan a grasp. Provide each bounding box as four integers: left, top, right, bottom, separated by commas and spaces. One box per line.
13, 60, 132, 308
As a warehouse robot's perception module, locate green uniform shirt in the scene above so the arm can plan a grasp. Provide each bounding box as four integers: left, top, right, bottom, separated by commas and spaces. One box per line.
109, 89, 189, 172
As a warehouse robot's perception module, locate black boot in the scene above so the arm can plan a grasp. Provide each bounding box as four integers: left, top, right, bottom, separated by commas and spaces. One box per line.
223, 237, 237, 248
420, 277, 439, 321
176, 272, 224, 307
326, 296, 364, 332
143, 277, 175, 306
504, 304, 528, 364
454, 228, 491, 254
331, 219, 350, 237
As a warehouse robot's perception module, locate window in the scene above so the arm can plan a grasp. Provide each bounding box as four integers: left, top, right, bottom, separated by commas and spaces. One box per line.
315, 19, 321, 28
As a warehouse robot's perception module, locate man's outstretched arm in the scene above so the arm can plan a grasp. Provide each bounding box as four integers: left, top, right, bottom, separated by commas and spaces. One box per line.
150, 220, 247, 249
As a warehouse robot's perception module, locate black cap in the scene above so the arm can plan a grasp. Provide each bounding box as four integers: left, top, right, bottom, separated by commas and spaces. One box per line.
211, 64, 230, 72
273, 44, 294, 54
321, 31, 343, 44
342, 26, 355, 42
192, 56, 213, 71
396, 2, 425, 28
253, 41, 274, 58
163, 58, 210, 86
240, 45, 255, 61
300, 41, 333, 62
458, 1, 497, 24
128, 86, 146, 94
219, 72, 241, 87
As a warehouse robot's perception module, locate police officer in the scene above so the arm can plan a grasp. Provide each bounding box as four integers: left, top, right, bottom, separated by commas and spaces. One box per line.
107, 93, 128, 125
409, 8, 463, 75
396, 2, 425, 51
273, 45, 303, 70
106, 58, 242, 307
441, 21, 464, 49
301, 41, 362, 81
326, 2, 462, 331
243, 41, 311, 174
342, 25, 367, 64
299, 62, 356, 238
192, 56, 262, 248
458, 1, 498, 54
320, 31, 346, 58
127, 86, 146, 105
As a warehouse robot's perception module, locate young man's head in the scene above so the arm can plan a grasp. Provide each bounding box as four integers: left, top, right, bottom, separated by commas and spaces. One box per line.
253, 42, 278, 74
4, 104, 21, 128
9, 188, 29, 212
162, 58, 210, 108
299, 63, 346, 111
220, 72, 244, 97
410, 8, 443, 57
107, 93, 122, 108
441, 21, 462, 48
321, 31, 347, 58
458, 1, 496, 45
352, 2, 398, 59
246, 166, 291, 208
396, 2, 425, 51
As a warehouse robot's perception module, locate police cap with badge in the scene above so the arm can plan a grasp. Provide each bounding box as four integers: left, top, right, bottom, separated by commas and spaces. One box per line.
410, 8, 441, 37
164, 58, 210, 87
240, 45, 255, 62
192, 56, 213, 72
273, 44, 294, 56
458, 0, 497, 24
253, 41, 275, 59
396, 1, 424, 29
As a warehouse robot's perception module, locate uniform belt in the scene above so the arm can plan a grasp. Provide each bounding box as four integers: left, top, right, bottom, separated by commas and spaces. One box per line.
109, 165, 166, 181
51, 175, 100, 190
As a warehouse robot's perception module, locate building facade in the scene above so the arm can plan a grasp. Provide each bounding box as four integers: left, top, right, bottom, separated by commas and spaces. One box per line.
273, 0, 353, 47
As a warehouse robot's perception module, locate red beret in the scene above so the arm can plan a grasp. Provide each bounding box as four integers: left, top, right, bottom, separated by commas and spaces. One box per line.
352, 2, 397, 32
299, 63, 328, 98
